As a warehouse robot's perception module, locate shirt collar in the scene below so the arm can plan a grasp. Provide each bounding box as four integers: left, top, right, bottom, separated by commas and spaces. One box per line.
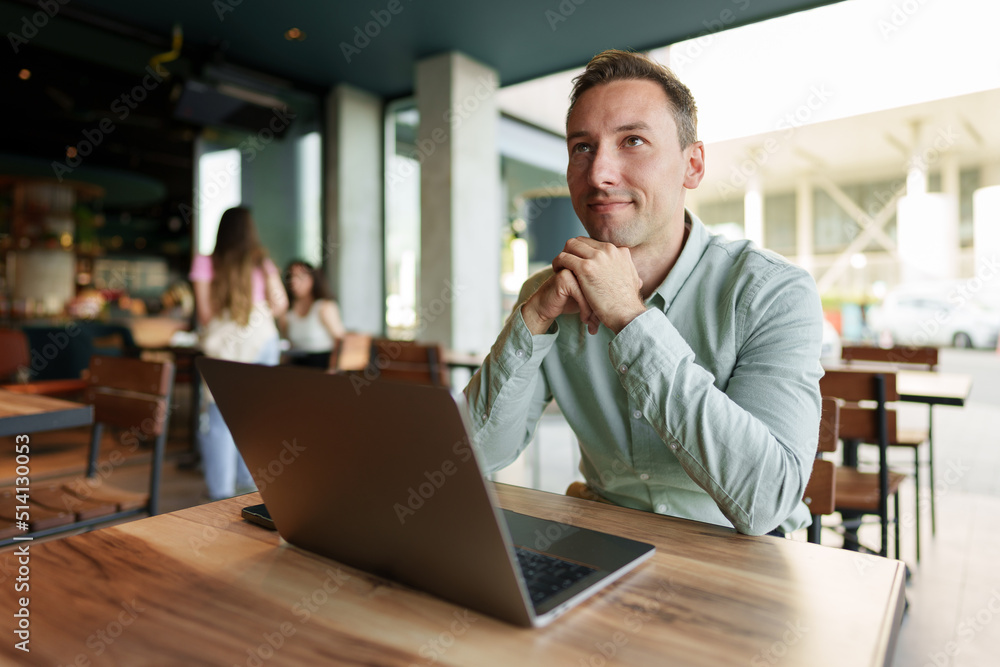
647, 209, 712, 311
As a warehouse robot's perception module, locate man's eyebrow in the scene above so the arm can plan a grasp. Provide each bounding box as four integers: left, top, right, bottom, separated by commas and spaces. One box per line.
615, 122, 651, 133
566, 122, 652, 142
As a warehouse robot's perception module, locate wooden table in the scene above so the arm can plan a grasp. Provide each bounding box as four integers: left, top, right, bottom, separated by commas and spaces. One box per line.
895, 370, 973, 406
824, 364, 973, 407
0, 484, 906, 666
0, 389, 93, 438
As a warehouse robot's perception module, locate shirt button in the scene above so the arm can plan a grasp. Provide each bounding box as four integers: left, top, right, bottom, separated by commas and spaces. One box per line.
655, 504, 667, 513
514, 349, 524, 358
632, 409, 642, 419
639, 473, 649, 481
481, 413, 488, 422
619, 364, 628, 374
669, 443, 678, 451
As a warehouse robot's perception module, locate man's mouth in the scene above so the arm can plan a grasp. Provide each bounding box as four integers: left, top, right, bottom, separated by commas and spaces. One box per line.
587, 200, 632, 213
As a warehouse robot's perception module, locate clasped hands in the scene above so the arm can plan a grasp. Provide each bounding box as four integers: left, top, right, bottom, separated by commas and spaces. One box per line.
521, 237, 646, 336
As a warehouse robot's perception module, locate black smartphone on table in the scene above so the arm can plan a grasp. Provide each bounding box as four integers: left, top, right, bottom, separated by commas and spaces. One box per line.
241, 503, 276, 530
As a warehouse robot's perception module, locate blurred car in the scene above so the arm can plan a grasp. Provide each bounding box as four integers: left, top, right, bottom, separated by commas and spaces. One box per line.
867, 282, 1000, 349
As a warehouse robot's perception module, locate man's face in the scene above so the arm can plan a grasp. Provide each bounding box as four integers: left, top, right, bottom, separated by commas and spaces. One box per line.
565, 79, 704, 250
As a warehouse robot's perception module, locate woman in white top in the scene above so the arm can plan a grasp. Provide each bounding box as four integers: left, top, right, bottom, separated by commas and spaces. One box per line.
281, 260, 346, 367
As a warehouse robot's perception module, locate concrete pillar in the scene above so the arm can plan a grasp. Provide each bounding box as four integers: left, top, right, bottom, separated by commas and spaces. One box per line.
795, 178, 814, 275
325, 84, 384, 334
897, 194, 953, 283
416, 52, 501, 352
897, 122, 958, 282
743, 175, 764, 248
974, 185, 1000, 274
940, 152, 961, 278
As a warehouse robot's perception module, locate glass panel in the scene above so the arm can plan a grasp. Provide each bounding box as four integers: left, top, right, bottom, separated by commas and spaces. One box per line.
297, 131, 322, 266
385, 102, 421, 339
195, 148, 241, 256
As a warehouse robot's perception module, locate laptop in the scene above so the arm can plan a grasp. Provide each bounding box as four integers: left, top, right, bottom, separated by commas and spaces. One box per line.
197, 358, 655, 627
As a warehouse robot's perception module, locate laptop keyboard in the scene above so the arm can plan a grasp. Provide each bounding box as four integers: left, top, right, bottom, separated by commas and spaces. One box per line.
514, 547, 597, 605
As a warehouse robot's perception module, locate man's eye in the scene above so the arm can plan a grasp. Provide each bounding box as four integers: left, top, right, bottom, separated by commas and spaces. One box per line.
624, 136, 645, 147
572, 143, 592, 154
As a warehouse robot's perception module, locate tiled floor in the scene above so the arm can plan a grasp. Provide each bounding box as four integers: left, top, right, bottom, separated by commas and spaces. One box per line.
6, 350, 999, 665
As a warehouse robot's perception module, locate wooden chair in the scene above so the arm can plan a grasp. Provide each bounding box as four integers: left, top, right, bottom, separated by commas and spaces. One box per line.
332, 337, 449, 388
371, 339, 449, 387
842, 344, 937, 558
329, 332, 374, 373
804, 397, 840, 544
0, 328, 89, 397
0, 355, 174, 547
820, 368, 907, 558
841, 344, 938, 368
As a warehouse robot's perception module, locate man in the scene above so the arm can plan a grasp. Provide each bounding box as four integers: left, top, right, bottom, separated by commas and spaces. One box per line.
465, 50, 823, 536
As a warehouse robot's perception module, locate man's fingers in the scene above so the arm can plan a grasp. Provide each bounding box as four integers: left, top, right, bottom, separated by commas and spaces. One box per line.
562, 236, 602, 257
555, 269, 594, 325
552, 251, 583, 274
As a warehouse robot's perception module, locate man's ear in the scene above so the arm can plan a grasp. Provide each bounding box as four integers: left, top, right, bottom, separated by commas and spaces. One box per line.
683, 141, 706, 190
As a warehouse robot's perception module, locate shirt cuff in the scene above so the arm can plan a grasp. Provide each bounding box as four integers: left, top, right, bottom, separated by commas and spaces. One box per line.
491, 307, 558, 378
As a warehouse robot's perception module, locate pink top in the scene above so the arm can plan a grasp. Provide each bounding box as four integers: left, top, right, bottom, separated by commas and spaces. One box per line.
189, 255, 278, 304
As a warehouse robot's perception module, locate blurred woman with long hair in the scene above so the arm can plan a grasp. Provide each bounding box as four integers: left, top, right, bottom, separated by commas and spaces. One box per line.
190, 207, 288, 500
281, 260, 346, 368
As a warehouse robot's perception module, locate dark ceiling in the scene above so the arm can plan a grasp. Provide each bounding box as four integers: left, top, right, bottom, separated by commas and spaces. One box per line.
1, 0, 842, 230
23, 0, 842, 98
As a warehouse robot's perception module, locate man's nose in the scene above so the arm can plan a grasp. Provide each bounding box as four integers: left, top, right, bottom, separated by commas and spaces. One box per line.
587, 146, 619, 188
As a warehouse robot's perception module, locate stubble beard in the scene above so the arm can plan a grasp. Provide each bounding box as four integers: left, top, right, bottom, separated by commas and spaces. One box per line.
582, 210, 649, 249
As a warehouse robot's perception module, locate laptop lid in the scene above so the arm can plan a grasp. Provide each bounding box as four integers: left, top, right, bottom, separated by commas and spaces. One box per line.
197, 358, 653, 627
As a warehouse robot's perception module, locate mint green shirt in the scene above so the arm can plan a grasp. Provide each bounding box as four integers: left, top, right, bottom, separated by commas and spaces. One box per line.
465, 212, 824, 535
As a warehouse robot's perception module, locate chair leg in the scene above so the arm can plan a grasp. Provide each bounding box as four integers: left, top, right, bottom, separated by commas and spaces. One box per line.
87, 422, 104, 478
894, 491, 901, 561
148, 431, 166, 516
913, 447, 921, 563
808, 515, 822, 544
880, 510, 889, 558
928, 407, 936, 536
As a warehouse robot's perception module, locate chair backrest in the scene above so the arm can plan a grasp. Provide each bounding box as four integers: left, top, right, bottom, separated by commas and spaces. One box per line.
0, 328, 30, 381
804, 397, 840, 518
841, 344, 938, 370
368, 339, 449, 387
817, 396, 841, 454
817, 368, 895, 540
331, 332, 374, 372
86, 356, 174, 434
837, 405, 898, 442
819, 368, 899, 403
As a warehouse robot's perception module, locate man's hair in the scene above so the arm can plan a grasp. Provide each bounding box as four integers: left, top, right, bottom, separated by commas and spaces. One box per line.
567, 49, 699, 148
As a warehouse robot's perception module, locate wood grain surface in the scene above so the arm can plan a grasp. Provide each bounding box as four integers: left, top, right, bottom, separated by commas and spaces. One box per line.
0, 390, 93, 437
0, 484, 905, 666
0, 391, 88, 421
